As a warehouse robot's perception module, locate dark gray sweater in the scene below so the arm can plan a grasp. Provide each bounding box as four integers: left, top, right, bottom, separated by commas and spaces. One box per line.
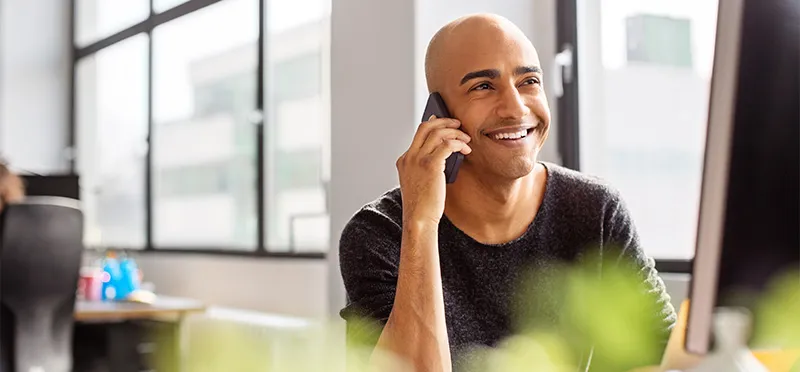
339, 162, 676, 371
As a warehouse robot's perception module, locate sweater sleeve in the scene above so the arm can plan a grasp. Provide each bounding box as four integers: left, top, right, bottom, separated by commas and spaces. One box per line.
602, 191, 678, 359
338, 206, 402, 350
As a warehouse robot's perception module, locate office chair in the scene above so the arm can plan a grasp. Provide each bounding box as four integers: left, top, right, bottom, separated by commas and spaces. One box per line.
0, 197, 84, 372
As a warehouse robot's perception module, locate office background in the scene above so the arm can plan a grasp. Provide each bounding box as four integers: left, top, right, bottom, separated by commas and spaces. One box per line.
0, 0, 715, 319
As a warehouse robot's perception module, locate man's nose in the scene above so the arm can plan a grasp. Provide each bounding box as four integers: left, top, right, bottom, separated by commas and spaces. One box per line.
496, 87, 531, 120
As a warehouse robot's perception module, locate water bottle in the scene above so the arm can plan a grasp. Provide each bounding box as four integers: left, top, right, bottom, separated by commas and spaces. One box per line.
101, 253, 122, 301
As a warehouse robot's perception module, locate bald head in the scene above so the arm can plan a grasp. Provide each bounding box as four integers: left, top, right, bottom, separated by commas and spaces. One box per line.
419, 14, 550, 181
425, 14, 537, 93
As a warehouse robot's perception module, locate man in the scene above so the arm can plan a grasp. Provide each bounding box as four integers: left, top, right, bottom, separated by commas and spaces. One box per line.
339, 14, 676, 372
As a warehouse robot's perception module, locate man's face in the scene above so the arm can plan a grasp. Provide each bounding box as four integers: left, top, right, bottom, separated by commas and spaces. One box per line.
438, 25, 551, 180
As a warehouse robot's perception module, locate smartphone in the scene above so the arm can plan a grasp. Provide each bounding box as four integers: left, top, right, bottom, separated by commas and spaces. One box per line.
422, 92, 464, 184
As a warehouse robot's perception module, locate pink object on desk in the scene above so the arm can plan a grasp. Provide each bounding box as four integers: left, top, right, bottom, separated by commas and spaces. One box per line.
77, 267, 103, 301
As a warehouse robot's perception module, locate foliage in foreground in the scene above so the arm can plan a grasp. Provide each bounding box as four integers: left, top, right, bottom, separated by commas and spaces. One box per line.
149, 254, 800, 371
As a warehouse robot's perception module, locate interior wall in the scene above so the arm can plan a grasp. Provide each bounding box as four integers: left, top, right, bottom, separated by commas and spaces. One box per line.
327, 0, 421, 318
134, 253, 329, 318
0, 0, 71, 173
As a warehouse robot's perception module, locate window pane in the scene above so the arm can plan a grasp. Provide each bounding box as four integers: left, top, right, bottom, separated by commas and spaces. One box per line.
263, 0, 331, 252
153, 0, 190, 13
76, 34, 149, 249
75, 0, 149, 47
577, 0, 719, 259
152, 0, 259, 249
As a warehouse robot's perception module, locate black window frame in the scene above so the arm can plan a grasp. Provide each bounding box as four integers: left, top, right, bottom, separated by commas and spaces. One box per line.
68, 0, 325, 259
555, 0, 692, 274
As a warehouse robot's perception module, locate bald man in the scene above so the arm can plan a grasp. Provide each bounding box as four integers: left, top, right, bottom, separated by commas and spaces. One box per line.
339, 14, 676, 372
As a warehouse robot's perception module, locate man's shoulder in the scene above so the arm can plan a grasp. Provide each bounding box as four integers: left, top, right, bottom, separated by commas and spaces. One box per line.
354, 186, 404, 225
338, 187, 403, 270
340, 187, 404, 244
545, 162, 623, 206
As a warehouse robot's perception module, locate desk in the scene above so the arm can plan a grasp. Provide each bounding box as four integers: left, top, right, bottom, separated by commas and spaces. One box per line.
75, 296, 206, 321
73, 296, 205, 372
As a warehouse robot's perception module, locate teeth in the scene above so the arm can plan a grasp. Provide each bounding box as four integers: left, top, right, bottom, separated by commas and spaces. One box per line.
493, 129, 528, 140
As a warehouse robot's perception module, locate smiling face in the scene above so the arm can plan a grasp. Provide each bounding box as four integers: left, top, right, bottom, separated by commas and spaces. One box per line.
426, 15, 551, 180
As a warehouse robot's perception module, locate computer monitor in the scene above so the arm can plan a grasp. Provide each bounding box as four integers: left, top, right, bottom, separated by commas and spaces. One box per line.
685, 0, 800, 355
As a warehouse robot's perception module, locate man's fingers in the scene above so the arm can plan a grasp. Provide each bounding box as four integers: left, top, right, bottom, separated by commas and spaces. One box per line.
409, 117, 461, 152
420, 128, 472, 155
429, 140, 472, 165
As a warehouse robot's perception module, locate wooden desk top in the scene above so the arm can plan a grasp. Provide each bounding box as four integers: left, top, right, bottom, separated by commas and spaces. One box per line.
74, 296, 206, 322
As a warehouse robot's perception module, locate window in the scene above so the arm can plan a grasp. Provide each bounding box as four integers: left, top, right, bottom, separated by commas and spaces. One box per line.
75, 0, 149, 47
559, 0, 719, 265
151, 0, 259, 250
154, 0, 192, 13
264, 0, 331, 253
71, 0, 331, 256
76, 34, 149, 249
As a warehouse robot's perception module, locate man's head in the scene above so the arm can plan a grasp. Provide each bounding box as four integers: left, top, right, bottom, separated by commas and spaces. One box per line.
425, 14, 550, 180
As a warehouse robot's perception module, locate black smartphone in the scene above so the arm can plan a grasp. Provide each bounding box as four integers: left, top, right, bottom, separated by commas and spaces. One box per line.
422, 92, 464, 184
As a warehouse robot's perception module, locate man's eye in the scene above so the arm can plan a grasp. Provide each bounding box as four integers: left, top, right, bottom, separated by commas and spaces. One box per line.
473, 82, 491, 91
522, 78, 541, 86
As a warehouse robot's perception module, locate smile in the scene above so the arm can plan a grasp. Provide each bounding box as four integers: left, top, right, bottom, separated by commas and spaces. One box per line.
483, 125, 537, 141
491, 129, 529, 140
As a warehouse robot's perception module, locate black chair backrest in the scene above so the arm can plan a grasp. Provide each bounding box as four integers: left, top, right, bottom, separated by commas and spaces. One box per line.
0, 198, 84, 372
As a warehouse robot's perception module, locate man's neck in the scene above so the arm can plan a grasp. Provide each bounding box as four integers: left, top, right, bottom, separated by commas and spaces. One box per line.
443, 162, 547, 245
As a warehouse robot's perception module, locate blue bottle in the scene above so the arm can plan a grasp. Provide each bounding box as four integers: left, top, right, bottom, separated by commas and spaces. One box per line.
101, 254, 122, 301
117, 256, 140, 299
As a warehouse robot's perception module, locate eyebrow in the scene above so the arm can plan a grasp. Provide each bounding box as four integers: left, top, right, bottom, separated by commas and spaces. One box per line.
460, 65, 543, 85
515, 65, 542, 76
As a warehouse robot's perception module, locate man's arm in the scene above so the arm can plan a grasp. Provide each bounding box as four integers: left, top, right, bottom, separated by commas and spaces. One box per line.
372, 220, 450, 371
339, 209, 451, 372
340, 115, 471, 372
603, 191, 678, 351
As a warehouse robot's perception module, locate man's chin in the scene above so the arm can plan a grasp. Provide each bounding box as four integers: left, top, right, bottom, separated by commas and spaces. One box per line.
487, 156, 537, 180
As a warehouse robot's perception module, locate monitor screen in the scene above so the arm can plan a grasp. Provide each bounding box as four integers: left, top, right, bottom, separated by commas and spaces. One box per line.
685, 0, 799, 355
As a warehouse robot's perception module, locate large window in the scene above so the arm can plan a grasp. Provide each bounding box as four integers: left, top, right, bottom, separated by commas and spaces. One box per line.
72, 0, 331, 256
558, 0, 719, 268
76, 34, 149, 249
151, 0, 259, 249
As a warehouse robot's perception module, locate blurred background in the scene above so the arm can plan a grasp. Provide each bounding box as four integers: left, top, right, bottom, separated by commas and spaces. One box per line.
0, 0, 724, 369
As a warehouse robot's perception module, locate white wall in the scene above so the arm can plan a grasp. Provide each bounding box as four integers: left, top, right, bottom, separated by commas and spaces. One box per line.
327, 0, 418, 318
134, 253, 329, 318
0, 0, 71, 173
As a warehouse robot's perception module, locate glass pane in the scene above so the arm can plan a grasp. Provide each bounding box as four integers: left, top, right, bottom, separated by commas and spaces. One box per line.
153, 0, 190, 13
577, 0, 719, 259
75, 0, 150, 47
263, 0, 331, 253
76, 34, 149, 249
152, 0, 259, 249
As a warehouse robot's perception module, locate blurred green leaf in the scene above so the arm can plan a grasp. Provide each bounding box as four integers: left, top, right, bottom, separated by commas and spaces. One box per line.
752, 270, 800, 349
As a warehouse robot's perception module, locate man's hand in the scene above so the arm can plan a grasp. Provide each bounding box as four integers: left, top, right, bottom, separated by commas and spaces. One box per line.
396, 115, 471, 226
